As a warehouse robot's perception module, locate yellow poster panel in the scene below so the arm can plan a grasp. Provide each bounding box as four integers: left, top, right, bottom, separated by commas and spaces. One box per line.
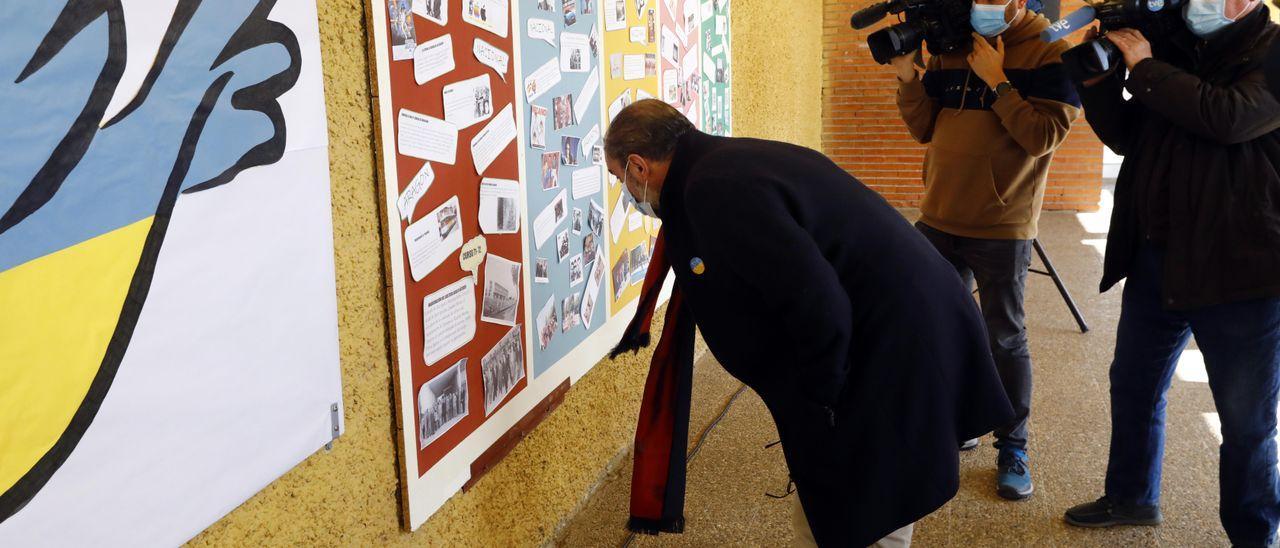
601, 0, 662, 316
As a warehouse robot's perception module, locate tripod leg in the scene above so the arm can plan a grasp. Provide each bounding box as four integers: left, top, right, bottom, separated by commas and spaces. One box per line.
1033, 239, 1090, 334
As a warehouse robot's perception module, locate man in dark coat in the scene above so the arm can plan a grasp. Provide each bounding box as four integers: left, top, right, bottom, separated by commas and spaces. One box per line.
603, 99, 1015, 547
1061, 3, 1280, 547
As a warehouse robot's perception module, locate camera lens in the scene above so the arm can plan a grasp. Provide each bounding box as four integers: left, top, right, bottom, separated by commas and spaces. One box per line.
868, 22, 926, 64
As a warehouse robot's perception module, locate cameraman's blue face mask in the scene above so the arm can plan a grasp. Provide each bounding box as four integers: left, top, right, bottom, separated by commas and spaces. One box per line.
1183, 0, 1235, 38
971, 0, 1013, 37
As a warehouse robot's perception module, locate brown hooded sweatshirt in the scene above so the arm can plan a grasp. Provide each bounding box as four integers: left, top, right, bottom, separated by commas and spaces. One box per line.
897, 13, 1081, 240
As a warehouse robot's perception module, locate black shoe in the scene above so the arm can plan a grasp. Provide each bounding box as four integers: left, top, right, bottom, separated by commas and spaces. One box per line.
1064, 496, 1162, 528
960, 438, 980, 451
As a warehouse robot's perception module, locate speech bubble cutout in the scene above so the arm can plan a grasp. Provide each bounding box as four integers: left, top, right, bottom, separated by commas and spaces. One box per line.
527, 18, 557, 46
473, 38, 510, 82
398, 162, 435, 222
459, 235, 488, 283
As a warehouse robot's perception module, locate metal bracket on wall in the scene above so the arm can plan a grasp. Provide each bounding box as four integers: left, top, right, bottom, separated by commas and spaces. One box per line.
326, 403, 340, 451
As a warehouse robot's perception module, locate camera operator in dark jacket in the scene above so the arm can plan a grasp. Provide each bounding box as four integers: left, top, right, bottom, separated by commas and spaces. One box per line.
1062, 2, 1280, 546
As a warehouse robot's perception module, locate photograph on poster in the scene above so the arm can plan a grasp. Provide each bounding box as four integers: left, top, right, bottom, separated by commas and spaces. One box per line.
609, 54, 622, 79
481, 254, 521, 326
563, 0, 578, 25
572, 208, 584, 234
582, 233, 597, 265
552, 94, 576, 130
561, 293, 581, 332
588, 199, 604, 236
534, 258, 550, 283
536, 296, 559, 350
568, 254, 584, 286
479, 178, 520, 234
630, 243, 648, 284
589, 24, 600, 57
636, 0, 647, 17
418, 358, 469, 449
530, 104, 548, 149
463, 0, 509, 38
582, 0, 595, 15
481, 325, 525, 415
556, 230, 571, 262
581, 258, 603, 327
538, 0, 553, 10
415, 0, 447, 25
647, 9, 656, 42
607, 0, 626, 30
645, 53, 657, 76
560, 136, 581, 166
388, 0, 417, 60
540, 151, 560, 190
592, 145, 603, 165
612, 254, 629, 300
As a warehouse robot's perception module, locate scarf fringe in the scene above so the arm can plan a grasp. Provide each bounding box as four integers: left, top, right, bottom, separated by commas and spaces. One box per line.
609, 332, 651, 359
627, 516, 686, 535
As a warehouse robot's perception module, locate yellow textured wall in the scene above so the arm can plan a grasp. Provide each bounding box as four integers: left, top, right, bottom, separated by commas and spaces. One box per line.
187, 0, 823, 545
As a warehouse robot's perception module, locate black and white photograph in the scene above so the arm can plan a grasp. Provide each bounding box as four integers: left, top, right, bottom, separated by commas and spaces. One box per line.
556, 230, 571, 262
553, 194, 567, 222
473, 85, 493, 119
553, 94, 577, 130
417, 359, 469, 449
438, 203, 459, 239
592, 145, 603, 165
589, 24, 600, 58
568, 48, 583, 71
716, 57, 727, 83
561, 135, 581, 166
588, 199, 604, 235
534, 258, 550, 283
612, 253, 629, 300
582, 0, 594, 15
536, 296, 559, 350
582, 233, 597, 265
636, 0, 647, 17
418, 0, 447, 26
530, 104, 548, 149
481, 254, 521, 326
541, 151, 560, 190
572, 207, 584, 234
388, 0, 417, 60
563, 0, 578, 25
568, 253, 584, 286
537, 0, 553, 10
481, 325, 525, 415
494, 192, 518, 233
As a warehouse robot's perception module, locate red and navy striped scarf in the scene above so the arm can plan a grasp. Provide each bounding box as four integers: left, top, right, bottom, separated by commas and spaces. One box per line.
609, 232, 696, 535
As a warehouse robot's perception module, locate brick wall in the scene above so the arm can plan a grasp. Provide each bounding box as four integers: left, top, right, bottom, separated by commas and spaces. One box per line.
823, 0, 1104, 212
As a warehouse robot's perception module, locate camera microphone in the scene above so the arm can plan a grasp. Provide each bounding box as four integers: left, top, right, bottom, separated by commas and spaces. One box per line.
851, 1, 895, 30
1041, 5, 1097, 42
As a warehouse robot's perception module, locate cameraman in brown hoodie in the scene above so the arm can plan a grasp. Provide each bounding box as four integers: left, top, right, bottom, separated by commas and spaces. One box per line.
891, 0, 1080, 501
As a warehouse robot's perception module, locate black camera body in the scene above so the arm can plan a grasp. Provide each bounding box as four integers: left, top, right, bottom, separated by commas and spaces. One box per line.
1061, 0, 1186, 81
851, 0, 974, 65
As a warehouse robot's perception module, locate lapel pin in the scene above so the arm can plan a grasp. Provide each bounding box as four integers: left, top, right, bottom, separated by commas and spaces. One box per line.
690, 257, 705, 275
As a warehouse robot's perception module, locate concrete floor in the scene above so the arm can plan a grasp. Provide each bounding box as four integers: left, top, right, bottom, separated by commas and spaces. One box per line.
557, 201, 1236, 547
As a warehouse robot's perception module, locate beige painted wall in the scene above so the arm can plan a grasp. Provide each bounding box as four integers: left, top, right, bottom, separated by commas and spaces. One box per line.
188, 0, 823, 545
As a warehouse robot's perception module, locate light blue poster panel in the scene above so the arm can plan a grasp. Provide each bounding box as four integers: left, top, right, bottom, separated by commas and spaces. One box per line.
517, 0, 609, 377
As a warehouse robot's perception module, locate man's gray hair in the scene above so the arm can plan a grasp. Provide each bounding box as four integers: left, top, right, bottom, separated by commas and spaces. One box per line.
604, 99, 696, 164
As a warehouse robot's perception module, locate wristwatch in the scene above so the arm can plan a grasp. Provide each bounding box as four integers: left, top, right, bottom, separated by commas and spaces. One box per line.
994, 81, 1014, 98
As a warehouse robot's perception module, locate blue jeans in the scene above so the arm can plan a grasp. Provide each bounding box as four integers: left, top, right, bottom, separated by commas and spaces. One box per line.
1105, 245, 1280, 547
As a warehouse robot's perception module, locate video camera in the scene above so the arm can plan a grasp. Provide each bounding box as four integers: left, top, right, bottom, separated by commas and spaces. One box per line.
1043, 0, 1187, 81
851, 0, 973, 65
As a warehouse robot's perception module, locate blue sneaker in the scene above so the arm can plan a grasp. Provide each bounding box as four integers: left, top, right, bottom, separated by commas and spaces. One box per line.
997, 449, 1034, 500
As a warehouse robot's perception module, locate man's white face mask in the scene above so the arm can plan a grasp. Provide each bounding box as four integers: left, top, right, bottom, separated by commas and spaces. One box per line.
624, 157, 659, 217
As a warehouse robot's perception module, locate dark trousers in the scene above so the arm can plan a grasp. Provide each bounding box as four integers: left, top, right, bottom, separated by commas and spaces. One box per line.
917, 222, 1033, 451
1105, 244, 1280, 547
